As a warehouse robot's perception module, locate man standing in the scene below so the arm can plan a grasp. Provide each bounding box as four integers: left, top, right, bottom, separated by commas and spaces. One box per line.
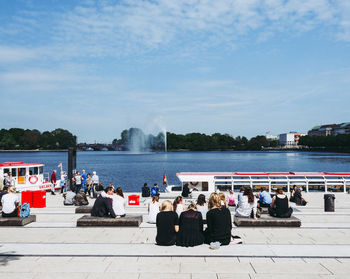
91, 171, 99, 198
50, 170, 57, 195
81, 169, 87, 194
73, 172, 82, 194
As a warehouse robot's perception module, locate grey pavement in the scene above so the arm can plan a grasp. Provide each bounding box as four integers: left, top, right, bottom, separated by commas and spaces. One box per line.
1, 191, 350, 278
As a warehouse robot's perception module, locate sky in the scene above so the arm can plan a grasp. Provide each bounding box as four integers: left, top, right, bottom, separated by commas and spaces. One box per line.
0, 0, 349, 143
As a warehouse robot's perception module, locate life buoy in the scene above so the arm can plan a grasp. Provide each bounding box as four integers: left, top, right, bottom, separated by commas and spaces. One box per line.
29, 176, 38, 184
190, 182, 199, 186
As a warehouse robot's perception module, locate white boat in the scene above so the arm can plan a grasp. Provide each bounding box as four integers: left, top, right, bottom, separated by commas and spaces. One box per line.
0, 162, 60, 192
167, 172, 350, 193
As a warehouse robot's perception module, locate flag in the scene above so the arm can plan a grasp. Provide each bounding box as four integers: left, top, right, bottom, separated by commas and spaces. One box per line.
58, 162, 62, 168
163, 173, 168, 185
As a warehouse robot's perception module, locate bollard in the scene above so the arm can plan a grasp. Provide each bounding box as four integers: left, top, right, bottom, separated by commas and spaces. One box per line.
324, 194, 335, 212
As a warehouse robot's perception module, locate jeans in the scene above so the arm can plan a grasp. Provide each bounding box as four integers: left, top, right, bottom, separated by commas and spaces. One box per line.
81, 183, 87, 193
75, 184, 81, 194
51, 183, 56, 193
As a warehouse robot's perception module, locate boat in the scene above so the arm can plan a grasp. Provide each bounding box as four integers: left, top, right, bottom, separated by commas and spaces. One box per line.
0, 162, 60, 192
166, 172, 350, 194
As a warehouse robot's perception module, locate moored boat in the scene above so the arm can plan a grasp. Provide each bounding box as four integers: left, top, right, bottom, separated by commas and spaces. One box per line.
0, 162, 59, 191
166, 172, 350, 194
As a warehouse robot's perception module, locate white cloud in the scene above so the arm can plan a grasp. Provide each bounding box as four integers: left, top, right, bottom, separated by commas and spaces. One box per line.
1, 0, 348, 60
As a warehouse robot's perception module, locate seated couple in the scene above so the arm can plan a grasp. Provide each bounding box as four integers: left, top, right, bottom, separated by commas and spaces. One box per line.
63, 189, 89, 206
290, 186, 308, 206
91, 185, 126, 218
156, 193, 240, 247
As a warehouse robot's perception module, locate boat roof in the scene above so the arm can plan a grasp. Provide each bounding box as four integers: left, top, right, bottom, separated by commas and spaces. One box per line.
177, 172, 350, 176
0, 162, 44, 167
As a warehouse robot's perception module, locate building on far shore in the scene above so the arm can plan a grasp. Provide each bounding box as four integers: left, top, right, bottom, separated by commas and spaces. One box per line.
279, 132, 306, 148
265, 132, 279, 141
308, 122, 350, 136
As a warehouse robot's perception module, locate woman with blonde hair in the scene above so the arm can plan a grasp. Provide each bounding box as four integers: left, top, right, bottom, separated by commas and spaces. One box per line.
176, 202, 204, 247
148, 195, 160, 224
156, 200, 179, 246
204, 193, 232, 246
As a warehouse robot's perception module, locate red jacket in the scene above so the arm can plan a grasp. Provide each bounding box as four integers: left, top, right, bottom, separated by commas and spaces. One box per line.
51, 172, 57, 183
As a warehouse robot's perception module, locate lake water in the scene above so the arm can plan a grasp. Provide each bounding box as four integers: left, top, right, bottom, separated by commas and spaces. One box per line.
1, 151, 350, 192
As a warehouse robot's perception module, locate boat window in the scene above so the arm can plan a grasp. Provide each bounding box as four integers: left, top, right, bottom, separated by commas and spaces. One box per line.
324, 176, 343, 180
288, 176, 305, 180
270, 181, 288, 192
215, 181, 232, 192
29, 167, 39, 175
307, 176, 324, 180
39, 167, 43, 174
18, 168, 26, 176
269, 176, 287, 180
308, 181, 325, 192
232, 176, 250, 180
214, 176, 232, 180
3, 168, 10, 175
290, 182, 307, 192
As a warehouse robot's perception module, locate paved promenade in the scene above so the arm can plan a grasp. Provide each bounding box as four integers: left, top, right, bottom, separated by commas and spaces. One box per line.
1, 192, 350, 278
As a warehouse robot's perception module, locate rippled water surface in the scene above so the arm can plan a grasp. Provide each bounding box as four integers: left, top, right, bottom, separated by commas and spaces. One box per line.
1, 151, 349, 192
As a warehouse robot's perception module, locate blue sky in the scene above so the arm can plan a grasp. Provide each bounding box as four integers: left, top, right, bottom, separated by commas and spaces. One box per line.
0, 0, 349, 143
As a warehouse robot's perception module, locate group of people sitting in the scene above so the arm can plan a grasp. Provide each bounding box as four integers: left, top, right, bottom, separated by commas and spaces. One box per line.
236, 186, 295, 218
151, 193, 239, 247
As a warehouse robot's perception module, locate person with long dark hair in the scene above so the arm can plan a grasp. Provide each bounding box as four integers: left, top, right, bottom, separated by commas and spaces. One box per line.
204, 193, 232, 246
112, 186, 126, 218
269, 189, 293, 218
173, 196, 184, 217
196, 194, 208, 222
176, 203, 204, 247
235, 187, 257, 219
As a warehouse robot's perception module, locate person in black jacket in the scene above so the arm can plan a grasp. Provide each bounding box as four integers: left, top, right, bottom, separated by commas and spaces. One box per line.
181, 183, 191, 198
204, 193, 232, 246
91, 186, 116, 218
176, 203, 204, 247
156, 200, 179, 246
142, 183, 150, 197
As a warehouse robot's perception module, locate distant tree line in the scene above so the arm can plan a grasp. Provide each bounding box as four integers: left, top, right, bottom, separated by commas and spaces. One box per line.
167, 133, 279, 151
299, 134, 350, 152
0, 128, 77, 150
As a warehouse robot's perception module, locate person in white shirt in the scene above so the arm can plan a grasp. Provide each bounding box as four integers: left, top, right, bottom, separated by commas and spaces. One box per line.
91, 171, 99, 198
112, 186, 126, 218
173, 196, 184, 217
196, 194, 208, 222
1, 187, 19, 217
148, 195, 160, 223
235, 187, 258, 219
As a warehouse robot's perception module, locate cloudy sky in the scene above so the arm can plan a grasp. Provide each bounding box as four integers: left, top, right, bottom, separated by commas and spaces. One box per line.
0, 0, 349, 142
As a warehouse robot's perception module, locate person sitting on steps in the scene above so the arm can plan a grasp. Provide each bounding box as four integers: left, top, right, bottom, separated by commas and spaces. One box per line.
91, 186, 116, 218
1, 187, 19, 217
269, 188, 293, 218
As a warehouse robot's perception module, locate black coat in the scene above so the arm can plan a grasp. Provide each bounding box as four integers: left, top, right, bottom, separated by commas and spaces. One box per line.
176, 210, 204, 247
91, 195, 116, 218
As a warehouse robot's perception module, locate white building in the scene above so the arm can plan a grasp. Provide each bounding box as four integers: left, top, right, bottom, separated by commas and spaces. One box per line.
279, 132, 306, 147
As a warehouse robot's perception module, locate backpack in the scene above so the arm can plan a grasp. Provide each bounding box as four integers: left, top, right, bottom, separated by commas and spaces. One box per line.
20, 203, 30, 218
